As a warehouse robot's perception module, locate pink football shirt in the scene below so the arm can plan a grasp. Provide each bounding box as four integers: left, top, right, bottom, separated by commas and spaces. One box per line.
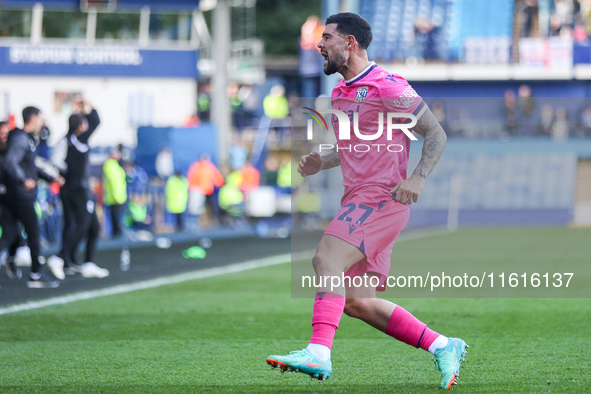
330, 63, 426, 205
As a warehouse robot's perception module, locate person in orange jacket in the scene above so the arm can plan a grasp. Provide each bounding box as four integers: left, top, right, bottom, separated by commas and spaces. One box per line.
239, 163, 260, 194
187, 153, 224, 223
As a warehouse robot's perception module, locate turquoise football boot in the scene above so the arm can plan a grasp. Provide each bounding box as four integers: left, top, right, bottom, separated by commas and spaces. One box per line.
434, 337, 468, 389
266, 348, 332, 381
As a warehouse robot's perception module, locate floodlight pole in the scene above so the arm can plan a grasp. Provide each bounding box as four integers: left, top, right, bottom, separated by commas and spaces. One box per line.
86, 9, 97, 45
212, 0, 232, 169
31, 3, 43, 45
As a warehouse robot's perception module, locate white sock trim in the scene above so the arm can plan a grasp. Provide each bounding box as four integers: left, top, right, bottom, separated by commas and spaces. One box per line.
428, 335, 448, 355
307, 343, 331, 361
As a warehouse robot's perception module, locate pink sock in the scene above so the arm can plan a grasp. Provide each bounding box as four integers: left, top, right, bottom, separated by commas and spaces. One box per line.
385, 306, 440, 351
309, 292, 346, 349
418, 326, 440, 352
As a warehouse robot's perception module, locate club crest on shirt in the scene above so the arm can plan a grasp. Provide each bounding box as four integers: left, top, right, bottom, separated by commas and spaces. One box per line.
356, 86, 369, 102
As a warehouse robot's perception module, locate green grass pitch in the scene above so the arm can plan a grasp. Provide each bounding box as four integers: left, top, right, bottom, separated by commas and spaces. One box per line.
0, 228, 590, 393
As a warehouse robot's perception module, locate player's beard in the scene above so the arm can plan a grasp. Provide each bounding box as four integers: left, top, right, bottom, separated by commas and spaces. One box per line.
323, 51, 346, 75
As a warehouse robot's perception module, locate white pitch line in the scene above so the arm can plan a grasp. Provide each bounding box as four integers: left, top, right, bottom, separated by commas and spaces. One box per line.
0, 253, 292, 316
0, 227, 451, 316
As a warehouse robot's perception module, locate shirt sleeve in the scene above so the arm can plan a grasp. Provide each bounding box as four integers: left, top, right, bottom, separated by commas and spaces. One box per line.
4, 133, 28, 182
380, 74, 427, 120
78, 109, 101, 144
51, 137, 68, 173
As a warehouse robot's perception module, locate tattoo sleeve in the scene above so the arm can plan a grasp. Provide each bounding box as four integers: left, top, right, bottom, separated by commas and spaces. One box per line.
411, 106, 447, 179
321, 145, 341, 170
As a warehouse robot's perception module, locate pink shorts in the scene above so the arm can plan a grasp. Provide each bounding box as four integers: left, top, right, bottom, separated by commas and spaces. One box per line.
324, 196, 410, 292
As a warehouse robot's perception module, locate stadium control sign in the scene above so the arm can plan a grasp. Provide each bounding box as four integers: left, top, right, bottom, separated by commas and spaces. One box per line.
0, 44, 198, 79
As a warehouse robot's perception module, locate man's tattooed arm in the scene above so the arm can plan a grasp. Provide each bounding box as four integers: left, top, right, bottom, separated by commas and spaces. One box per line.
411, 107, 447, 179
320, 145, 341, 170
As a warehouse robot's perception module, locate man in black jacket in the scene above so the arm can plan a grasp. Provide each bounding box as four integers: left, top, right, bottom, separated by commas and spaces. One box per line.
0, 107, 65, 288
0, 121, 29, 277
50, 100, 107, 278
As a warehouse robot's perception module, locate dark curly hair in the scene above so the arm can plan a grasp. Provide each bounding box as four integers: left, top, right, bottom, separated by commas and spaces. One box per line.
325, 12, 372, 50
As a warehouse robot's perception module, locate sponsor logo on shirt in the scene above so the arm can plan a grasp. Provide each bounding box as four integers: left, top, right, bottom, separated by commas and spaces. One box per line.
393, 87, 420, 109
356, 86, 369, 102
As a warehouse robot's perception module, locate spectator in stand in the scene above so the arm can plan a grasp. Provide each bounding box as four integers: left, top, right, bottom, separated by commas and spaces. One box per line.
0, 119, 10, 158
580, 0, 591, 37
550, 13, 564, 36
239, 162, 260, 197
49, 99, 106, 279
262, 156, 279, 186
238, 84, 260, 129
263, 85, 289, 120
574, 16, 588, 42
103, 149, 127, 238
263, 85, 290, 141
554, 0, 574, 27
575, 0, 582, 15
155, 147, 174, 180
165, 171, 189, 231
300, 15, 324, 50
503, 90, 519, 136
413, 16, 439, 60
448, 106, 470, 138
228, 82, 245, 132
125, 162, 149, 195
127, 193, 153, 241
183, 113, 201, 128
0, 121, 29, 273
552, 106, 570, 140
0, 106, 65, 288
294, 182, 321, 230
579, 105, 591, 136
6, 114, 16, 130
187, 153, 224, 224
277, 158, 293, 190
0, 120, 11, 175
37, 123, 51, 160
520, 0, 540, 37
517, 85, 536, 136
229, 136, 248, 171
539, 104, 555, 136
197, 82, 212, 122
549, 0, 576, 37
115, 143, 129, 166
218, 171, 244, 223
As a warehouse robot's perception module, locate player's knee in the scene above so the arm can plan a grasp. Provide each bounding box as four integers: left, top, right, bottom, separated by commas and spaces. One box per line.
344, 297, 369, 318
312, 253, 327, 275
313, 239, 338, 275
